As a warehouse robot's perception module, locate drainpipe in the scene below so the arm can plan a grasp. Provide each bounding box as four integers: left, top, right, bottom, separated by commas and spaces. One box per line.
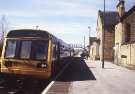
102, 0, 106, 68
130, 43, 131, 65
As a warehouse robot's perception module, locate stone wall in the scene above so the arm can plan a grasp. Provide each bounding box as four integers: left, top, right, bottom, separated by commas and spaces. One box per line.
114, 6, 135, 67
120, 44, 135, 66
104, 30, 114, 60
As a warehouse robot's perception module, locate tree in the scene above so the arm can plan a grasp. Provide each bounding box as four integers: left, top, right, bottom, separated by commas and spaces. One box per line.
0, 15, 8, 41
0, 15, 9, 55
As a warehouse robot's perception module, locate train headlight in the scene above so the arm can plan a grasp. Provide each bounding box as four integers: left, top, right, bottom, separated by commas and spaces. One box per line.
41, 63, 47, 68
37, 63, 47, 68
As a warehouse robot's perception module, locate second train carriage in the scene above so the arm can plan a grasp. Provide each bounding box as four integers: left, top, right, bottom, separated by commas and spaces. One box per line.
0, 29, 73, 79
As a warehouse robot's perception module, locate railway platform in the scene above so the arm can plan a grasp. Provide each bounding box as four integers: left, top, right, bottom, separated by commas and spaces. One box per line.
43, 59, 135, 94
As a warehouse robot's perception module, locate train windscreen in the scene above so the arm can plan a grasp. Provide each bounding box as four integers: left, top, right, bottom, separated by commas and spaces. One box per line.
5, 40, 17, 58
5, 40, 48, 60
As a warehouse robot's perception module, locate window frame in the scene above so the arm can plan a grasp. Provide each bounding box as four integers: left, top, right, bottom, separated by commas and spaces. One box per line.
125, 23, 131, 43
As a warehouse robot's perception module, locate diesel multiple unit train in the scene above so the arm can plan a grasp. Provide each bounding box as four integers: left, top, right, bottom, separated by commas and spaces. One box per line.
0, 29, 73, 79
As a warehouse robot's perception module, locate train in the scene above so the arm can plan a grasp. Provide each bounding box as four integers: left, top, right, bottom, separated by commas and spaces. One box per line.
0, 29, 74, 79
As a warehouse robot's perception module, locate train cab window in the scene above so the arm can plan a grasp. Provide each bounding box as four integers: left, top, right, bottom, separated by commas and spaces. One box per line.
32, 41, 48, 60
20, 41, 32, 59
5, 40, 17, 58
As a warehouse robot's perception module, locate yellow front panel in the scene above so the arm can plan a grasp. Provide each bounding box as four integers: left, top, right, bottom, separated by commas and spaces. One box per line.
1, 59, 51, 79
47, 39, 53, 76
1, 37, 53, 79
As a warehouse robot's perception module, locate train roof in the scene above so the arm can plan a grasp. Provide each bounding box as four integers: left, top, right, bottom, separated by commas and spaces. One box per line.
6, 29, 70, 48
7, 29, 50, 38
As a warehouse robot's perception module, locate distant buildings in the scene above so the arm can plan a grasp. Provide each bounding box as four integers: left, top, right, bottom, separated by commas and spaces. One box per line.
94, 0, 135, 69
88, 37, 99, 60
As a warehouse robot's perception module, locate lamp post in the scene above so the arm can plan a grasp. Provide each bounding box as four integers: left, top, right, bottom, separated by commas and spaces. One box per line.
102, 0, 105, 68
88, 26, 91, 58
84, 36, 85, 49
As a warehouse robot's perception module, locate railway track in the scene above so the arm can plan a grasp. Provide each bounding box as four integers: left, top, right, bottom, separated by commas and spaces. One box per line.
0, 63, 69, 94
0, 74, 51, 94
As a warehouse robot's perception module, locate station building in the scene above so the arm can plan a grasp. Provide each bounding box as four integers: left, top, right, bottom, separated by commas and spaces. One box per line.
114, 0, 135, 68
96, 10, 119, 61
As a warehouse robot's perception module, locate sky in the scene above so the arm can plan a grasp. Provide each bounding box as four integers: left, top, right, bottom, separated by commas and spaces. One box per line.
0, 0, 135, 45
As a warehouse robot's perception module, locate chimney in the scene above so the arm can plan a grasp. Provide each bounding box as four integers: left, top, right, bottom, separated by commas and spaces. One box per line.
117, 0, 125, 17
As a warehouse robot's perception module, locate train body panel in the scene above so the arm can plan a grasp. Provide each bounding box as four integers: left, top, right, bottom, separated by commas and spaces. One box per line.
1, 59, 51, 79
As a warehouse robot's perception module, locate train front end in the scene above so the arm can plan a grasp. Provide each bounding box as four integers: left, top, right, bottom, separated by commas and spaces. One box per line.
0, 30, 52, 79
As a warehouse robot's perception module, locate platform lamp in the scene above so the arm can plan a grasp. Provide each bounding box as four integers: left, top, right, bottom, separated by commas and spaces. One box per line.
102, 0, 106, 68
88, 26, 91, 58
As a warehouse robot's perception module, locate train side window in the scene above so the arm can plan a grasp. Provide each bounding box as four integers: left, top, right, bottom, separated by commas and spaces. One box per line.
20, 41, 32, 59
5, 40, 17, 58
53, 45, 57, 58
56, 43, 60, 55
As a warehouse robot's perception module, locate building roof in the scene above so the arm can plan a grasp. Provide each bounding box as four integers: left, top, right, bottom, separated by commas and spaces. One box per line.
121, 5, 135, 21
98, 10, 119, 26
116, 0, 125, 8
89, 37, 97, 45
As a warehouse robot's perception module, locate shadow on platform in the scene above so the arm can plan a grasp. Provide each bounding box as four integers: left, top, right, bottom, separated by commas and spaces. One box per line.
56, 57, 96, 82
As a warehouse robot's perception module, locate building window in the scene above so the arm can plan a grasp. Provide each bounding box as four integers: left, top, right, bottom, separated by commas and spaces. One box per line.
125, 23, 131, 42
